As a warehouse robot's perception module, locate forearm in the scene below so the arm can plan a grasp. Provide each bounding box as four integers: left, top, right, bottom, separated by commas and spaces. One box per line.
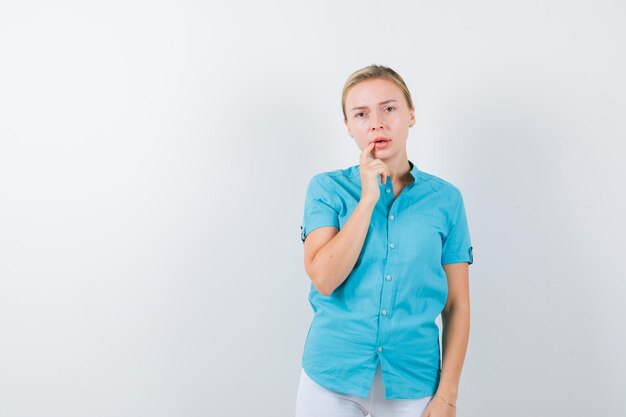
436, 305, 470, 403
311, 200, 375, 296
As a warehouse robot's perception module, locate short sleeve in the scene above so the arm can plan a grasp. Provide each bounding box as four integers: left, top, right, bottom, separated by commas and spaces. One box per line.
300, 175, 340, 243
441, 191, 474, 265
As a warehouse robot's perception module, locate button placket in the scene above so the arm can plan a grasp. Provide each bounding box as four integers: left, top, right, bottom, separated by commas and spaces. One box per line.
378, 181, 399, 354
382, 195, 403, 325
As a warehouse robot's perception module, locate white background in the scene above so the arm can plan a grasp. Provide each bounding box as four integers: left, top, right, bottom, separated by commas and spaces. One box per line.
1, 1, 625, 416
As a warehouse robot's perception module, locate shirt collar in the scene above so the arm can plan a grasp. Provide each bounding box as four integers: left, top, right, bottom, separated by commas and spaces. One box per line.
351, 159, 421, 182
408, 159, 421, 182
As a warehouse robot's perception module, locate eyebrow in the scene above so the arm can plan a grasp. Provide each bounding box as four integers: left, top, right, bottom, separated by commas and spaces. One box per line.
350, 99, 398, 112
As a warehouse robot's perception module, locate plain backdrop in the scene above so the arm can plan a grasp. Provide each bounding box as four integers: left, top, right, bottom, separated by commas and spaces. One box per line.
1, 1, 625, 416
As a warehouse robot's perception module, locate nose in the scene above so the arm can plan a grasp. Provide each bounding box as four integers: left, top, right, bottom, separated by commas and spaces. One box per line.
369, 113, 384, 131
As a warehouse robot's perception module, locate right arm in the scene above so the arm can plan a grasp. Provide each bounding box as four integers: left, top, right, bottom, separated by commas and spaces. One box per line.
304, 199, 376, 296
304, 142, 389, 296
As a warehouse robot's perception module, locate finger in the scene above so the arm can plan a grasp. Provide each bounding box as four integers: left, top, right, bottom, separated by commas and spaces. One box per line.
360, 142, 376, 166
368, 159, 387, 184
377, 162, 389, 185
361, 142, 376, 163
377, 164, 386, 185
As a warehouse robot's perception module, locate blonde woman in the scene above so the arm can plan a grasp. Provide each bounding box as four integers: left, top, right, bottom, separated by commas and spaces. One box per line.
295, 65, 474, 417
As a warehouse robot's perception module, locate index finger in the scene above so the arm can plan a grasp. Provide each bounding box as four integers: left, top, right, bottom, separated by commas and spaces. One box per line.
360, 142, 376, 166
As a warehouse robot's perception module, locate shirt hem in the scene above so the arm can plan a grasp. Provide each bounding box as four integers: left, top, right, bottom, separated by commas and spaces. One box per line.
302, 365, 439, 400
302, 365, 371, 398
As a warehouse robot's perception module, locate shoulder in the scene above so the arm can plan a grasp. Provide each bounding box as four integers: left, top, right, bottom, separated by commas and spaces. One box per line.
308, 164, 360, 188
315, 163, 359, 179
417, 169, 464, 202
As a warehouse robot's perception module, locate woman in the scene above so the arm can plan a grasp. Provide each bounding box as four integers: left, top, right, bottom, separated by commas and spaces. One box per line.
295, 64, 473, 417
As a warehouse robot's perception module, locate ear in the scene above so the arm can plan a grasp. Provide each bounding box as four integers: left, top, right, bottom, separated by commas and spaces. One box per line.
409, 106, 416, 127
344, 118, 353, 137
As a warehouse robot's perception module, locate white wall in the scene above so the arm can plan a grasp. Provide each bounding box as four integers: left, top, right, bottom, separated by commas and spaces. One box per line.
1, 1, 624, 416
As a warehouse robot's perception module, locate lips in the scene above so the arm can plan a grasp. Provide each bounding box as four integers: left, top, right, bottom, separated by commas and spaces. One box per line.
373, 137, 391, 149
371, 137, 391, 144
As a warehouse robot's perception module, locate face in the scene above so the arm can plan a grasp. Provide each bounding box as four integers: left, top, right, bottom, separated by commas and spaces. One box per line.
344, 78, 415, 160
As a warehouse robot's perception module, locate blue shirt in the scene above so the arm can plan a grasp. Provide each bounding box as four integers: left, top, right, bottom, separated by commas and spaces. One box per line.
299, 160, 473, 400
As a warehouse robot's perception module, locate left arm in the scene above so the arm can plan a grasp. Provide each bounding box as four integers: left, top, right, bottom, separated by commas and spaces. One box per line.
436, 261, 471, 405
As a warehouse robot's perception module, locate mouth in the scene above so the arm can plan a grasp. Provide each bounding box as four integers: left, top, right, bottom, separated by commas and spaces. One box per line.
371, 137, 391, 149
371, 137, 391, 144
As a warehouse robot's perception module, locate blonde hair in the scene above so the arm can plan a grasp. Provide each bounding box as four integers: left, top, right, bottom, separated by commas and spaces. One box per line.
341, 64, 414, 121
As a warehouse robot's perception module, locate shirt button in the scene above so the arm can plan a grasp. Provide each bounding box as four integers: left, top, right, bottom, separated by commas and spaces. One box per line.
381, 310, 387, 316
385, 275, 392, 281
385, 188, 391, 193
389, 243, 395, 249
389, 215, 395, 221
377, 347, 383, 352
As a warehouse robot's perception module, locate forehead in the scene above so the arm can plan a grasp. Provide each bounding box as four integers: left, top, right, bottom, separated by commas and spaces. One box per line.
346, 78, 404, 107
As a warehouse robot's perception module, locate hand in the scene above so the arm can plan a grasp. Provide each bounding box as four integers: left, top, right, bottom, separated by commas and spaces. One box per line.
359, 142, 390, 205
421, 395, 456, 417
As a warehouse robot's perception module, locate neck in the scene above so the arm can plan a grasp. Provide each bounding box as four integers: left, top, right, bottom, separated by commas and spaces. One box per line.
383, 154, 412, 184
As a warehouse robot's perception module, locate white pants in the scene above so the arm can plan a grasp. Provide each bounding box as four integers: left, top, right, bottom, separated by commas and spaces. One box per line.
295, 363, 433, 417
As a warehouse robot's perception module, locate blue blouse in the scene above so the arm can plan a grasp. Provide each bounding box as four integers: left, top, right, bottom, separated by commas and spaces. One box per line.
300, 160, 473, 400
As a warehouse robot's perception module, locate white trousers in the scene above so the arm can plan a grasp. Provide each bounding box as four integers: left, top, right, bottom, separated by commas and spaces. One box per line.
295, 363, 433, 417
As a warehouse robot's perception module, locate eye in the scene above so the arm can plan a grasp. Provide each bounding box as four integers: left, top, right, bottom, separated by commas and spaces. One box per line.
354, 112, 365, 118
384, 106, 395, 112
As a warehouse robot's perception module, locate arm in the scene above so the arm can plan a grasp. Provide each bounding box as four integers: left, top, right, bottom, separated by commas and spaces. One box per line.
435, 261, 471, 405
304, 200, 375, 296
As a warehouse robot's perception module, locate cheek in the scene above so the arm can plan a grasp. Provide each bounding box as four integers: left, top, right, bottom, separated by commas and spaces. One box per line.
351, 120, 368, 132
389, 115, 407, 129
388, 112, 403, 122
